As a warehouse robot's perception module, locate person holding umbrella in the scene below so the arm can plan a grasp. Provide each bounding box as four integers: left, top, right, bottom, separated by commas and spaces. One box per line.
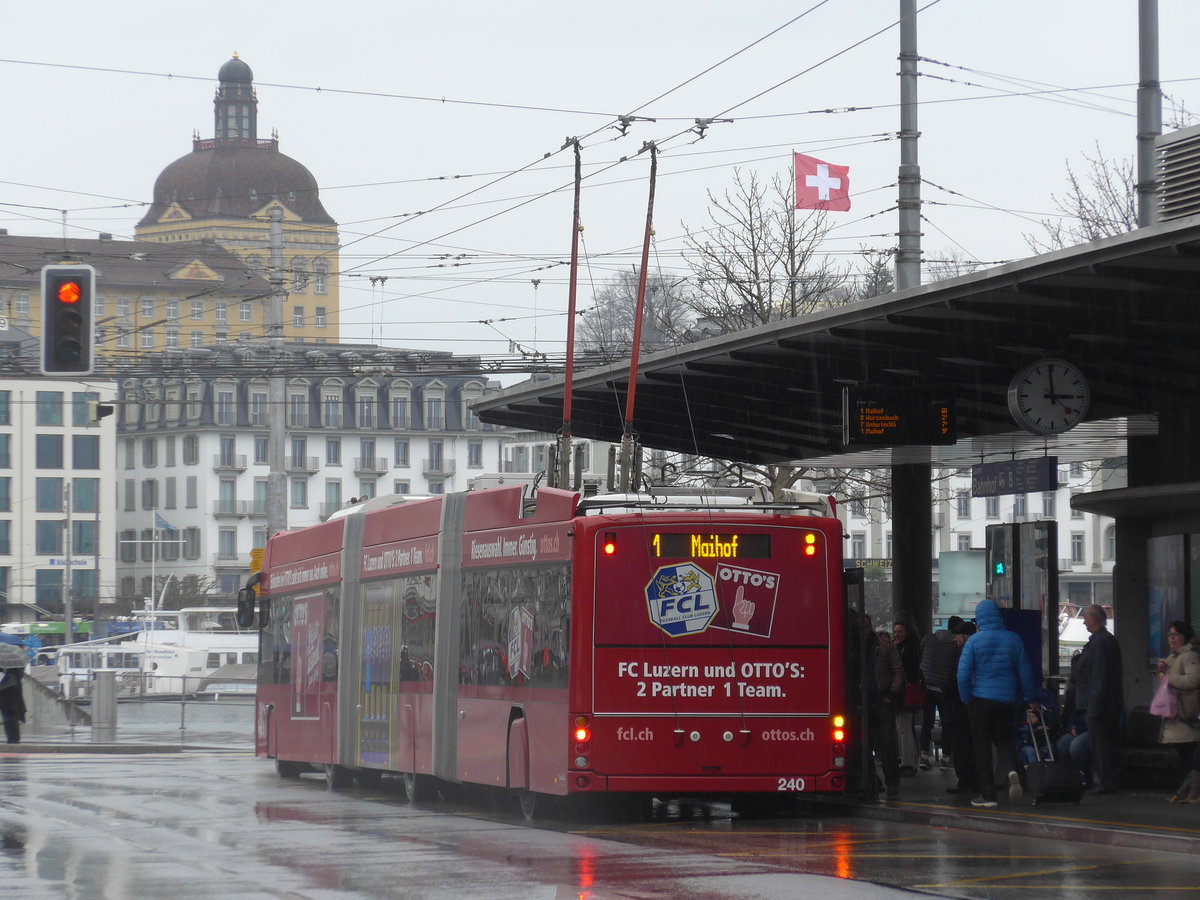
0, 634, 28, 744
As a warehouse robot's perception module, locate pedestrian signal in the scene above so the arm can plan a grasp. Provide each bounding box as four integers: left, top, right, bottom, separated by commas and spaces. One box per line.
41, 265, 96, 375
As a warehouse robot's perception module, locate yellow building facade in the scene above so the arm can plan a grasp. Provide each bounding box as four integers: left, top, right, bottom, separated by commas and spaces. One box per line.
134, 54, 340, 344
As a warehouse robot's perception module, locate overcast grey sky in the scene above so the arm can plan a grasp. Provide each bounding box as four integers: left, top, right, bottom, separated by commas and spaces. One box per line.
4, 1, 1199, 363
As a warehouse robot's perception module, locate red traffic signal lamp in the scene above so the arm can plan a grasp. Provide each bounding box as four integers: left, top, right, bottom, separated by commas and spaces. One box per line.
41, 264, 96, 376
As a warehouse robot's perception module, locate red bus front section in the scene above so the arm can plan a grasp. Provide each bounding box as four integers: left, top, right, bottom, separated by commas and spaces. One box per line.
570, 515, 847, 797
254, 519, 346, 769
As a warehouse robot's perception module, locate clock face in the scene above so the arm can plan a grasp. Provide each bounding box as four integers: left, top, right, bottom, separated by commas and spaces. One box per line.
1007, 359, 1090, 435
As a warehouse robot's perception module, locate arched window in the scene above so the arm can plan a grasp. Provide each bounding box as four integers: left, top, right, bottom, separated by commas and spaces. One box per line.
1103, 524, 1116, 560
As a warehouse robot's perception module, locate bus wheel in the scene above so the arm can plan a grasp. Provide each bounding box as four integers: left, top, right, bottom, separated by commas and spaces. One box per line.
517, 789, 539, 821
325, 764, 353, 790
275, 759, 304, 779
403, 772, 434, 803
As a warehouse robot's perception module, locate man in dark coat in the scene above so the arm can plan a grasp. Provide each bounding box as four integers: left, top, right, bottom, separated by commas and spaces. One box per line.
869, 627, 905, 799
943, 621, 979, 794
0, 667, 26, 744
1075, 604, 1123, 794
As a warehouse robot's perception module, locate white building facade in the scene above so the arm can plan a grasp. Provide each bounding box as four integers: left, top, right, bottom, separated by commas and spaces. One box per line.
113, 346, 510, 604
841, 461, 1122, 615
0, 379, 119, 621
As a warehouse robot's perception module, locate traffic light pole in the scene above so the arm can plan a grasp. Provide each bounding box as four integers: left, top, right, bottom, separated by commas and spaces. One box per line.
63, 483, 74, 643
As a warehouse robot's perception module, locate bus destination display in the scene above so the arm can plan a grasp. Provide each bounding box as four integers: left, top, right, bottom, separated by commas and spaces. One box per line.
842, 386, 957, 446
650, 533, 771, 559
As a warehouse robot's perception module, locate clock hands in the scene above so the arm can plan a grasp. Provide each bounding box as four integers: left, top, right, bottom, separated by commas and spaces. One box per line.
1042, 363, 1082, 415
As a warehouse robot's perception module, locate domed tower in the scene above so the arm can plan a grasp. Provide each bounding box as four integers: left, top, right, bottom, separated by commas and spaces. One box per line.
136, 54, 340, 342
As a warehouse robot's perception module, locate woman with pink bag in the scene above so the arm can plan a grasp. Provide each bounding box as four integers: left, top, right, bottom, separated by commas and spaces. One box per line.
1157, 621, 1200, 802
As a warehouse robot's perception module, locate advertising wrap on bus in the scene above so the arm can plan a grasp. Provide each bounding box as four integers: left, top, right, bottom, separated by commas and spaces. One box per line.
248, 486, 850, 815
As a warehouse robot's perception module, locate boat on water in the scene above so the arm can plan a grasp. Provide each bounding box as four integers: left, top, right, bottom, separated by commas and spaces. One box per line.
56, 607, 259, 701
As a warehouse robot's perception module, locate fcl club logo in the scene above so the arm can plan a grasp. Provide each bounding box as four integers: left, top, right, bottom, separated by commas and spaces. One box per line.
644, 563, 718, 636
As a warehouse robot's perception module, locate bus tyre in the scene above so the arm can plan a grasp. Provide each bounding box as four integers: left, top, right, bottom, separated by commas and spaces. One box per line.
517, 789, 538, 821
403, 772, 434, 804
325, 764, 353, 790
275, 759, 304, 779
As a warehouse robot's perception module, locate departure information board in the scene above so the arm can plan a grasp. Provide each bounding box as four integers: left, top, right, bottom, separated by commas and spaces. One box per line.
649, 533, 772, 559
842, 387, 957, 446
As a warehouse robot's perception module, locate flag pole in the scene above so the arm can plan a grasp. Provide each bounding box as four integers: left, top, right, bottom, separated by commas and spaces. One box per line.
151, 507, 158, 610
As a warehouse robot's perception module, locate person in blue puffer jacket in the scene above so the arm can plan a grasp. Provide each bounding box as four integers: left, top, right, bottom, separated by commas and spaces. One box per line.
957, 598, 1038, 808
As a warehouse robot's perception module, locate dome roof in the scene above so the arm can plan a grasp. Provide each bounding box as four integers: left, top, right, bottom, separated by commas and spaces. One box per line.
137, 146, 335, 227
218, 55, 253, 84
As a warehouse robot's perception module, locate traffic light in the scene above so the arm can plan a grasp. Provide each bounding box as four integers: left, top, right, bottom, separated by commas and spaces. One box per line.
86, 400, 114, 424
994, 560, 1007, 576
41, 264, 95, 375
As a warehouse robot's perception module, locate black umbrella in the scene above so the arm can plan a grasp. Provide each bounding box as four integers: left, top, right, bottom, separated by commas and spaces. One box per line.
0, 642, 27, 668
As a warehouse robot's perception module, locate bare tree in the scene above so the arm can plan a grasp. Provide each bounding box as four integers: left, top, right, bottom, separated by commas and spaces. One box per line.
682, 168, 849, 331
849, 247, 895, 301
1025, 143, 1136, 253
1025, 100, 1195, 253
577, 269, 694, 358
925, 249, 983, 283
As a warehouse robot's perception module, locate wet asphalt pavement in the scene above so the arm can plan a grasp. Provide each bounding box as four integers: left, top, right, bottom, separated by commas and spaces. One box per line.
2, 747, 1199, 899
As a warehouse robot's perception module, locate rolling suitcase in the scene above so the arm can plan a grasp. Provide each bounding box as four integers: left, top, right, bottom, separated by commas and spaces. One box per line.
1023, 715, 1084, 805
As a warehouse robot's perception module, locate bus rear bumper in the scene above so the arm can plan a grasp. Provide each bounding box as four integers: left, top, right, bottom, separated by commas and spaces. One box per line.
569, 772, 847, 794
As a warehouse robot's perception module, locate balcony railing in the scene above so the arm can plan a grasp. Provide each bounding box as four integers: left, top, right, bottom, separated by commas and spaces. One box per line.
319, 501, 340, 520
422, 458, 456, 476
213, 500, 249, 518
212, 453, 247, 473
284, 456, 320, 475
353, 456, 389, 475
248, 501, 269, 517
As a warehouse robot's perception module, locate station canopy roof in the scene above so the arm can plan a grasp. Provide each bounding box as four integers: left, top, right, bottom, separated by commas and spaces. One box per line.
474, 216, 1200, 469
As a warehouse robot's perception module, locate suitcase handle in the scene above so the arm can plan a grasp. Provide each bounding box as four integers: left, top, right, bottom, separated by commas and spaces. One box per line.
1026, 707, 1057, 763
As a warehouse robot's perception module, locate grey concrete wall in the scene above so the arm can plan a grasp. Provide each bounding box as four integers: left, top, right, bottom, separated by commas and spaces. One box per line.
22, 674, 91, 732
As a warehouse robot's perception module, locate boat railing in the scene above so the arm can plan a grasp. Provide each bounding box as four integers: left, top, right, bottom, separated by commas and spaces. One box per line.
58, 670, 256, 703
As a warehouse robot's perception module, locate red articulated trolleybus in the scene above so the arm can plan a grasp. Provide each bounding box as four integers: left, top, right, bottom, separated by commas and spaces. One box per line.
240, 483, 850, 818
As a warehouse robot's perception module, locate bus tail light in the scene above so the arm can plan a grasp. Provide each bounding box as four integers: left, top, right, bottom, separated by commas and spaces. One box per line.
832, 714, 848, 767
573, 715, 591, 768
574, 716, 591, 744
602, 533, 617, 556
804, 532, 818, 557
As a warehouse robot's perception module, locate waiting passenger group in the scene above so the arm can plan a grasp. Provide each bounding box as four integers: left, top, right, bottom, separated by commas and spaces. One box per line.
865, 596, 1200, 808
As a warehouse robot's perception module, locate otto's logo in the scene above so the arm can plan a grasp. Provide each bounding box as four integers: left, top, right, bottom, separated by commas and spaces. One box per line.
645, 563, 718, 637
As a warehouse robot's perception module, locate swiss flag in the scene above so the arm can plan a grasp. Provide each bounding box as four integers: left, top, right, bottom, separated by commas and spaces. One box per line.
794, 152, 851, 211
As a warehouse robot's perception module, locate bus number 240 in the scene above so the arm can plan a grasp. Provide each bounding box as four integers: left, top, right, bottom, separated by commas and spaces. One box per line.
777, 777, 806, 791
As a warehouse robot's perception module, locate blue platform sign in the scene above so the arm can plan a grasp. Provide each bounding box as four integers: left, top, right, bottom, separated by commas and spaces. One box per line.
972, 457, 1057, 497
